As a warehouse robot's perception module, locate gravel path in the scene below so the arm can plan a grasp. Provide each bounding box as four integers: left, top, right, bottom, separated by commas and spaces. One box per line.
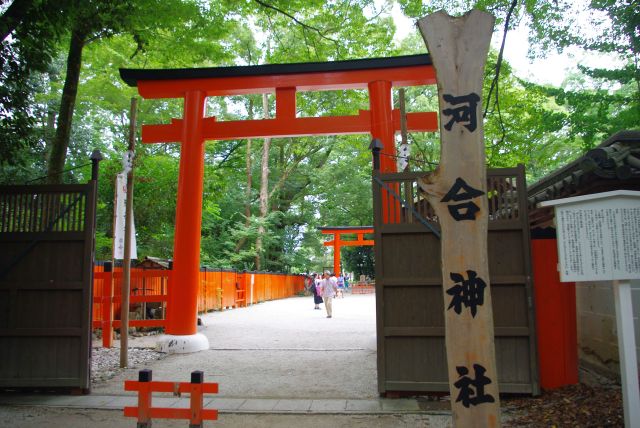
91, 346, 166, 385
91, 294, 378, 398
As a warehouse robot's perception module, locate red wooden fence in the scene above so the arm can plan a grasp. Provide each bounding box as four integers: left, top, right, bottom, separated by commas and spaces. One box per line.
93, 266, 305, 347
124, 369, 218, 427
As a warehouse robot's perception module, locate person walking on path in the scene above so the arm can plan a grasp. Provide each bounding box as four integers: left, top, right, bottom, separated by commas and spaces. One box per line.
310, 273, 323, 310
318, 271, 338, 318
336, 274, 345, 298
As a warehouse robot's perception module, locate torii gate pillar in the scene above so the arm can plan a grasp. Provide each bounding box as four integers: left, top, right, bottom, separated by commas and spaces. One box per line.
158, 90, 210, 353
368, 80, 395, 173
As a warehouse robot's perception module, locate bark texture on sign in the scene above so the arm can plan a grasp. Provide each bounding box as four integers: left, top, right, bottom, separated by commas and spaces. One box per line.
417, 10, 500, 428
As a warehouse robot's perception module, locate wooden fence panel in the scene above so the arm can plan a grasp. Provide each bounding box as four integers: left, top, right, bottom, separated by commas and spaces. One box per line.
256, 275, 265, 302
220, 271, 235, 308
374, 167, 539, 395
0, 183, 97, 390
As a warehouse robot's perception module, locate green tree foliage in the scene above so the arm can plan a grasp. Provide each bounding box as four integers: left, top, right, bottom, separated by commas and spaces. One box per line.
1, 0, 637, 273
398, 0, 638, 151
342, 246, 375, 279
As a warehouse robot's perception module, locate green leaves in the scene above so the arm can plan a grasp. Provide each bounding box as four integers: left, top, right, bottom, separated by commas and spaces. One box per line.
1, 0, 638, 272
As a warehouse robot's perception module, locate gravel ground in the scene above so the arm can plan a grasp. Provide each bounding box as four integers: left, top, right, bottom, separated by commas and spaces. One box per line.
2, 294, 625, 427
0, 406, 446, 428
91, 346, 166, 385
91, 294, 379, 398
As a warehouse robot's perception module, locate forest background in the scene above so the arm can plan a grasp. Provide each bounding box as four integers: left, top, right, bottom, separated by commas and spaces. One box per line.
0, 0, 638, 276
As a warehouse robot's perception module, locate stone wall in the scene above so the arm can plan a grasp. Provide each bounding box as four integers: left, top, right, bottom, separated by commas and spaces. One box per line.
576, 280, 640, 379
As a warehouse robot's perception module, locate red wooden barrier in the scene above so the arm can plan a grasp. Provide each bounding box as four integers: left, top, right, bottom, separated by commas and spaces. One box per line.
255, 274, 265, 303
236, 273, 247, 307
221, 271, 236, 308
124, 369, 218, 427
93, 265, 304, 347
92, 268, 169, 347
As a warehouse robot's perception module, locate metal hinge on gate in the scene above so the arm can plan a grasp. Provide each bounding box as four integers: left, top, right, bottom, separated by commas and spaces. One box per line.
373, 175, 441, 239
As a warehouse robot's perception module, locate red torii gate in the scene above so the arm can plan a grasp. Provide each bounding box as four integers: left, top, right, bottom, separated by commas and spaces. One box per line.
319, 226, 374, 276
120, 54, 437, 352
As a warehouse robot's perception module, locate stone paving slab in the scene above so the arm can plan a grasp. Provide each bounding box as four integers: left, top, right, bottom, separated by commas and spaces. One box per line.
380, 398, 420, 411
72, 395, 119, 407
310, 399, 347, 412
100, 396, 137, 410
345, 399, 382, 412
238, 398, 279, 412
148, 396, 181, 408
272, 399, 312, 412
205, 397, 246, 410
0, 394, 439, 415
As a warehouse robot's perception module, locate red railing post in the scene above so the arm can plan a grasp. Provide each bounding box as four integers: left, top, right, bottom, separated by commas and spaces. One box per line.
189, 371, 204, 427
102, 262, 114, 348
124, 370, 218, 425
137, 369, 153, 428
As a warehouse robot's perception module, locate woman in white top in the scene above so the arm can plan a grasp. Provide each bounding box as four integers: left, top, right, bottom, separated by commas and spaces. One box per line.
318, 271, 338, 318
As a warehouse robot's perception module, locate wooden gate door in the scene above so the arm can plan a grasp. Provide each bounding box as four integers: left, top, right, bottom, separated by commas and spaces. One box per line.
0, 182, 97, 391
373, 165, 539, 395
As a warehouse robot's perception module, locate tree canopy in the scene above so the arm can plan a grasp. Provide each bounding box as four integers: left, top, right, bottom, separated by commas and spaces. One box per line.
0, 0, 637, 274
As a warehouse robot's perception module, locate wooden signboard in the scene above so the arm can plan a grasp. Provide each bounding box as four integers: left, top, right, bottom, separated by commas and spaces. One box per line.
540, 190, 640, 282
417, 10, 501, 427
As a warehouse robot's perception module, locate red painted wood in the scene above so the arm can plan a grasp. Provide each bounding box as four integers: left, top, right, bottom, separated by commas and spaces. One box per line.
124, 407, 218, 420
320, 228, 374, 235
167, 90, 207, 335
124, 380, 218, 393
141, 111, 438, 143
324, 239, 374, 247
532, 238, 579, 389
136, 65, 436, 98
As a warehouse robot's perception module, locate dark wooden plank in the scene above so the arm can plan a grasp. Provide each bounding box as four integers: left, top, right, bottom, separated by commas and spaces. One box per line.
384, 327, 530, 337
0, 232, 85, 241
384, 337, 448, 383
372, 171, 387, 394
0, 281, 85, 290
0, 328, 84, 336
385, 381, 449, 391
384, 327, 444, 336
0, 182, 96, 390
382, 277, 442, 286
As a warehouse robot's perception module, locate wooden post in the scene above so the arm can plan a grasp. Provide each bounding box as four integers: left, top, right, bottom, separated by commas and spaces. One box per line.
417, 10, 500, 427
120, 97, 137, 368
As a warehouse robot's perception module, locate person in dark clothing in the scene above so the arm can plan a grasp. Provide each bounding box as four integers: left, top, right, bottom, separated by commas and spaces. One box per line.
310, 273, 323, 309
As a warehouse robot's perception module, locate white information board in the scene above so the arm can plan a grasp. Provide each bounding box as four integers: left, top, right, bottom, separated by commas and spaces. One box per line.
540, 190, 640, 282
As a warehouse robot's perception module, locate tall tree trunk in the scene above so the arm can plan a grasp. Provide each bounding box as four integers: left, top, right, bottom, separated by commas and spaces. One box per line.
235, 99, 255, 253
47, 26, 86, 183
44, 107, 56, 164
255, 93, 270, 270
245, 140, 253, 219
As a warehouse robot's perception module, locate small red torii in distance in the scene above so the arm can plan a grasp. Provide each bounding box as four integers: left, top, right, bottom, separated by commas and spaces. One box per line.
319, 226, 374, 276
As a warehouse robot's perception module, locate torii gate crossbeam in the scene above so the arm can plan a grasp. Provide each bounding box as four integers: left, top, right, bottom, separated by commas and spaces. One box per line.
120, 54, 437, 352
